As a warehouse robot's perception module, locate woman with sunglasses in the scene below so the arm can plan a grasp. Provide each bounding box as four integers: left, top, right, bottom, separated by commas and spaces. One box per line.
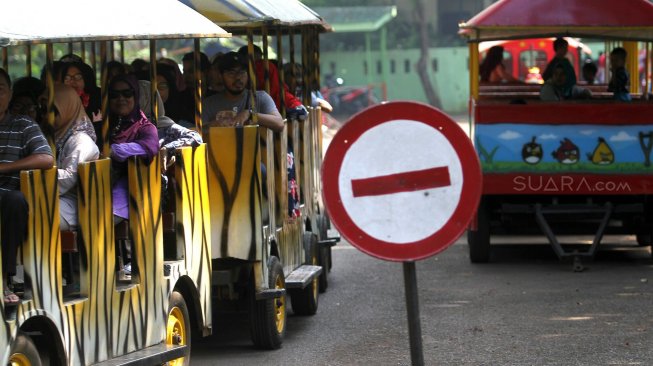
53, 84, 100, 231
108, 74, 159, 274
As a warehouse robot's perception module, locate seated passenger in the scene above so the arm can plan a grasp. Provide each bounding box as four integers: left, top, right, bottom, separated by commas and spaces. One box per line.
108, 75, 159, 274
10, 77, 45, 124
138, 80, 202, 213
0, 68, 54, 304
608, 47, 631, 102
201, 51, 284, 132
137, 80, 202, 161
53, 84, 100, 230
130, 58, 150, 81
237, 45, 306, 117
60, 61, 102, 122
480, 46, 521, 84
202, 52, 284, 205
540, 64, 591, 101
541, 38, 578, 98
582, 61, 598, 85
155, 62, 188, 128
176, 52, 211, 126
60, 61, 103, 148
283, 62, 333, 114
208, 53, 225, 95
106, 60, 128, 81
159, 57, 187, 93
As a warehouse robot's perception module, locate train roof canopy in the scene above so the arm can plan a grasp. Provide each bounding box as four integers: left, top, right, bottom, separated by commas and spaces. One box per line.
0, 0, 230, 46
459, 0, 653, 42
180, 0, 332, 33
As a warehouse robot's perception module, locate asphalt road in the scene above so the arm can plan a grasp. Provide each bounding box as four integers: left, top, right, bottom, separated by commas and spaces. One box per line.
191, 234, 653, 365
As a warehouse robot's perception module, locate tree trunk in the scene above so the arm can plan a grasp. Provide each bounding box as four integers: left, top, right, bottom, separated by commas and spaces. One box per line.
413, 0, 441, 108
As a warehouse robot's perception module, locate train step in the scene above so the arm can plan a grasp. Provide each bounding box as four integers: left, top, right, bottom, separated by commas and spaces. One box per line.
319, 229, 341, 247
94, 343, 187, 366
285, 265, 322, 290
163, 260, 184, 277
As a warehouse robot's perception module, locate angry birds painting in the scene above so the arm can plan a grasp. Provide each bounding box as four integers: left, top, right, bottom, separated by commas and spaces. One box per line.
475, 123, 653, 173
587, 137, 614, 165
552, 138, 579, 164
522, 136, 543, 164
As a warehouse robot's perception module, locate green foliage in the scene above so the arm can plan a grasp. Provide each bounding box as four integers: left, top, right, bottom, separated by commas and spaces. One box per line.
476, 138, 499, 164
301, 0, 438, 50
3, 38, 243, 83
481, 161, 653, 174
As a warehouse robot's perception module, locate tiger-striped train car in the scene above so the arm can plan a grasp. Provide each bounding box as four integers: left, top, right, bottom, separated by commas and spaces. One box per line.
182, 0, 339, 350
2, 0, 337, 362
2, 157, 187, 365
1, 0, 228, 364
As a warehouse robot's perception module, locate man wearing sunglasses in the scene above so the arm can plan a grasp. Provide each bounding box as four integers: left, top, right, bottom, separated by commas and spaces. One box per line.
201, 51, 284, 132
0, 68, 54, 305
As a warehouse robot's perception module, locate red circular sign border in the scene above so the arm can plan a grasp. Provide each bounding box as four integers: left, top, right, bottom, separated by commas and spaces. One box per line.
322, 101, 482, 262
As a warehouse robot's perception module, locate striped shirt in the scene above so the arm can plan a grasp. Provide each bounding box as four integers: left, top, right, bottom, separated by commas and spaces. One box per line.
0, 114, 53, 192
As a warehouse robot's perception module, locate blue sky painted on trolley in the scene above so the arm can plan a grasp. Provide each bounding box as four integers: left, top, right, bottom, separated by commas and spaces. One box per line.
475, 124, 653, 164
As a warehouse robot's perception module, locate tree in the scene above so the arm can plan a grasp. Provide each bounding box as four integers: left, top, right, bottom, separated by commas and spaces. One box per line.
413, 0, 441, 108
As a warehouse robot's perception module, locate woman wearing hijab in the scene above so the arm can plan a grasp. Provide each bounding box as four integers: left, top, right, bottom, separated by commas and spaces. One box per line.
108, 74, 159, 275
53, 84, 100, 230
109, 74, 159, 222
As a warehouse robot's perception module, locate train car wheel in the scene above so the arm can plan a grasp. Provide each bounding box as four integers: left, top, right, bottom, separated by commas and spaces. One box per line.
317, 216, 330, 292
167, 291, 191, 366
467, 201, 490, 263
636, 233, 652, 247
9, 333, 42, 366
250, 256, 286, 349
291, 234, 319, 315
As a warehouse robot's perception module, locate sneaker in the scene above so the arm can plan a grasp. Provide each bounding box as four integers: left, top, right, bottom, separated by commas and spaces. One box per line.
123, 263, 131, 275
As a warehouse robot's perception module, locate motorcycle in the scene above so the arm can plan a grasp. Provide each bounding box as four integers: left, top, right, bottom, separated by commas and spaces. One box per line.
321, 76, 380, 120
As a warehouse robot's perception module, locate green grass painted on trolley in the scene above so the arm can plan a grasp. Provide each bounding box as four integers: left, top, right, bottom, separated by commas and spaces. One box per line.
481, 161, 653, 174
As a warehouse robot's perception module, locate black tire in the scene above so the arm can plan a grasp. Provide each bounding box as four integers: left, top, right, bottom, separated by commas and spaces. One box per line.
291, 234, 319, 315
317, 245, 329, 293
326, 215, 333, 271
467, 200, 490, 263
636, 233, 652, 247
317, 215, 330, 292
249, 256, 286, 350
10, 333, 42, 366
167, 291, 191, 366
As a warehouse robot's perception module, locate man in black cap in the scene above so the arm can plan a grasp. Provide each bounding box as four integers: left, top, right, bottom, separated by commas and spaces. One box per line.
201, 51, 283, 132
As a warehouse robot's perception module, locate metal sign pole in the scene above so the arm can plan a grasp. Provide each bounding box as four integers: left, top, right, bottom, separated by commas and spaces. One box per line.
403, 261, 424, 366
322, 102, 481, 366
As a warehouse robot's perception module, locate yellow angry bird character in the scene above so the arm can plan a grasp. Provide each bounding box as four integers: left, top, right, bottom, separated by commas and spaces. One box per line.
587, 137, 614, 165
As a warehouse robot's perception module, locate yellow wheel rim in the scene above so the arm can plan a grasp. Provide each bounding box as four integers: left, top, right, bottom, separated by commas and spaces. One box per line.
167, 306, 187, 366
10, 353, 31, 366
275, 276, 286, 334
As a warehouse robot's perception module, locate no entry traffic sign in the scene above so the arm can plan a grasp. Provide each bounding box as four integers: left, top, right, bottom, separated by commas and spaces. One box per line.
322, 101, 482, 262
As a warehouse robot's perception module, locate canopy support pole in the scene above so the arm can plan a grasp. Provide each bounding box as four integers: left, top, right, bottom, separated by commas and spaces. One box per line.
469, 42, 479, 100
623, 41, 639, 95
